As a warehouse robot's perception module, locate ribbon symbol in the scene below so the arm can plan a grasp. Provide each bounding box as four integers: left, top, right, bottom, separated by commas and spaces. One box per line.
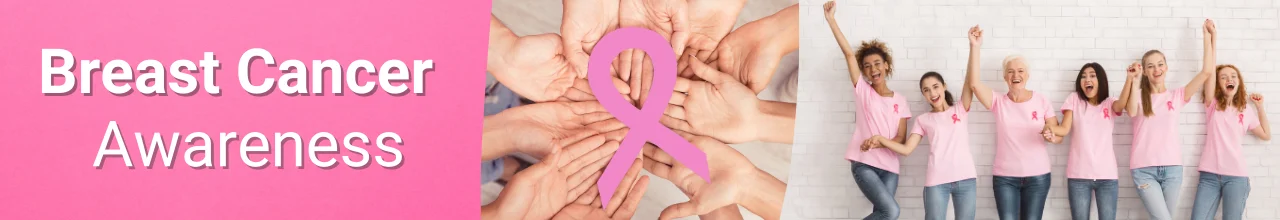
951, 113, 959, 124
1239, 114, 1245, 124
1167, 101, 1174, 110
1103, 108, 1111, 119
586, 28, 710, 208
893, 104, 899, 113
1032, 111, 1039, 120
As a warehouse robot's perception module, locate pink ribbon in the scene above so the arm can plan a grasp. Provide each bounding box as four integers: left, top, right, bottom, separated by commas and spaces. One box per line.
585, 28, 710, 208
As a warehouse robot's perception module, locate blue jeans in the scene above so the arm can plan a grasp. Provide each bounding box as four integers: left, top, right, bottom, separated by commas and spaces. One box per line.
993, 173, 1051, 220
1190, 172, 1250, 220
852, 161, 900, 220
1067, 179, 1118, 220
1132, 166, 1183, 220
924, 178, 976, 220
480, 159, 504, 184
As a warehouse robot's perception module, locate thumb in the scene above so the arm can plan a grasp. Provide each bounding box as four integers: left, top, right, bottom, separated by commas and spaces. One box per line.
658, 201, 705, 220
666, 0, 690, 57
685, 54, 727, 85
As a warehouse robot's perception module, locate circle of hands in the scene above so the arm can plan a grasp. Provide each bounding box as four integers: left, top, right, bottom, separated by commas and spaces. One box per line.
485, 1, 796, 220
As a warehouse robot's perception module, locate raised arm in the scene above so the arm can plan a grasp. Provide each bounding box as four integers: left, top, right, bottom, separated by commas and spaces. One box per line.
1125, 63, 1144, 117
869, 134, 923, 156
1114, 62, 1141, 116
1251, 94, 1271, 141
823, 1, 863, 88
963, 25, 994, 110
1201, 19, 1218, 104
1183, 19, 1217, 103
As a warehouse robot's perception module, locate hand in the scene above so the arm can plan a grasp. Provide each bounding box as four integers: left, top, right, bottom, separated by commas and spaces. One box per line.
1251, 93, 1265, 105
684, 0, 747, 52
618, 0, 691, 57
493, 101, 628, 158
1127, 62, 1142, 80
968, 25, 983, 47
491, 33, 577, 102
612, 50, 653, 107
642, 134, 762, 220
486, 137, 619, 220
663, 55, 763, 144
691, 10, 792, 93
561, 0, 619, 78
553, 158, 650, 220
1204, 19, 1217, 40
1041, 126, 1055, 142
860, 135, 883, 152
822, 1, 836, 18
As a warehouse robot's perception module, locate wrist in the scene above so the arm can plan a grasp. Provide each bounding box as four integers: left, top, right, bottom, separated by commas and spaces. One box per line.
487, 20, 519, 77
480, 203, 502, 220
482, 115, 517, 161
739, 168, 784, 220
754, 100, 796, 144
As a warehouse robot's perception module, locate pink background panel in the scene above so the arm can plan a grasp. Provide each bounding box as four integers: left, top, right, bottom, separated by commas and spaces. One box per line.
0, 0, 488, 219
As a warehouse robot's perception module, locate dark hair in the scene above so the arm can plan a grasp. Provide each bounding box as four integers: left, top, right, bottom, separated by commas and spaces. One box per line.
855, 39, 894, 78
1139, 50, 1165, 116
919, 71, 955, 109
1214, 64, 1248, 112
1075, 63, 1111, 105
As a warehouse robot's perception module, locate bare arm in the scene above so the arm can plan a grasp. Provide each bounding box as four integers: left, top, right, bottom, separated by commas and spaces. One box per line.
823, 1, 863, 88
1183, 20, 1218, 103
1202, 19, 1218, 104
1252, 94, 1271, 141
873, 134, 923, 156
891, 118, 909, 144
1043, 116, 1064, 144
1114, 64, 1139, 116
1127, 73, 1142, 117
1050, 110, 1072, 136
964, 25, 994, 110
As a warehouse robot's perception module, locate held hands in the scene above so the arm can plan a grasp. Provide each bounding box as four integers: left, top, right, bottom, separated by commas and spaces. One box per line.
662, 55, 763, 144
860, 135, 885, 152
1204, 19, 1217, 41
968, 25, 984, 47
553, 158, 649, 220
486, 135, 622, 220
1127, 62, 1143, 80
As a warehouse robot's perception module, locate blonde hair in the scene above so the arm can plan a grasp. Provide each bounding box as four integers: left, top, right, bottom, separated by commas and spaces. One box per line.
1002, 55, 1029, 74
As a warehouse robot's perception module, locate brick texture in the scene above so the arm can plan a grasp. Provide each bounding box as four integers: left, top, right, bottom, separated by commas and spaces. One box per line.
784, 0, 1280, 219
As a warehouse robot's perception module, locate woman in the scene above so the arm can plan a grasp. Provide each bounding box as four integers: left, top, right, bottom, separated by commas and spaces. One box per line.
1043, 62, 1133, 220
825, 1, 911, 219
963, 25, 1061, 220
1124, 19, 1218, 220
864, 71, 977, 220
1191, 20, 1272, 219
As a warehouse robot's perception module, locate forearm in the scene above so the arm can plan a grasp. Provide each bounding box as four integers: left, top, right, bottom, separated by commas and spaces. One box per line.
740, 169, 785, 220
1258, 105, 1271, 140
764, 5, 799, 55
481, 115, 516, 161
480, 204, 501, 220
1114, 77, 1134, 113
699, 206, 745, 220
487, 14, 518, 77
878, 136, 918, 156
824, 14, 862, 84
1050, 114, 1071, 136
1127, 80, 1141, 116
756, 100, 796, 144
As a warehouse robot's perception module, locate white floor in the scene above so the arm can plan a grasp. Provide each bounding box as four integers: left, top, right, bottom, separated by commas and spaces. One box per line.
486, 1, 798, 219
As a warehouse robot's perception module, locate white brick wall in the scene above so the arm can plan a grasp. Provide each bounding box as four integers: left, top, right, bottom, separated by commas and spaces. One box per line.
784, 0, 1280, 219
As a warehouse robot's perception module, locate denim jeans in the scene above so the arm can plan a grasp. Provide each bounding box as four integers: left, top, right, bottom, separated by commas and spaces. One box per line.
1131, 165, 1183, 220
993, 173, 1051, 220
1067, 178, 1118, 220
481, 159, 504, 184
924, 178, 976, 220
852, 161, 900, 220
1190, 172, 1250, 220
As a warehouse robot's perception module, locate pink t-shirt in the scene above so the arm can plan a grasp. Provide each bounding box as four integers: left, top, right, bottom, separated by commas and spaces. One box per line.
1199, 100, 1261, 176
991, 91, 1055, 177
911, 106, 978, 186
846, 77, 913, 174
1129, 87, 1189, 169
1060, 94, 1120, 179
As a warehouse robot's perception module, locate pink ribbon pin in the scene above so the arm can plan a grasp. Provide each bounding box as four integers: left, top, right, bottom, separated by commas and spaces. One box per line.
1239, 114, 1245, 124
1032, 111, 1039, 120
1103, 108, 1111, 119
1167, 101, 1174, 110
893, 104, 899, 113
951, 113, 959, 124
586, 28, 710, 208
